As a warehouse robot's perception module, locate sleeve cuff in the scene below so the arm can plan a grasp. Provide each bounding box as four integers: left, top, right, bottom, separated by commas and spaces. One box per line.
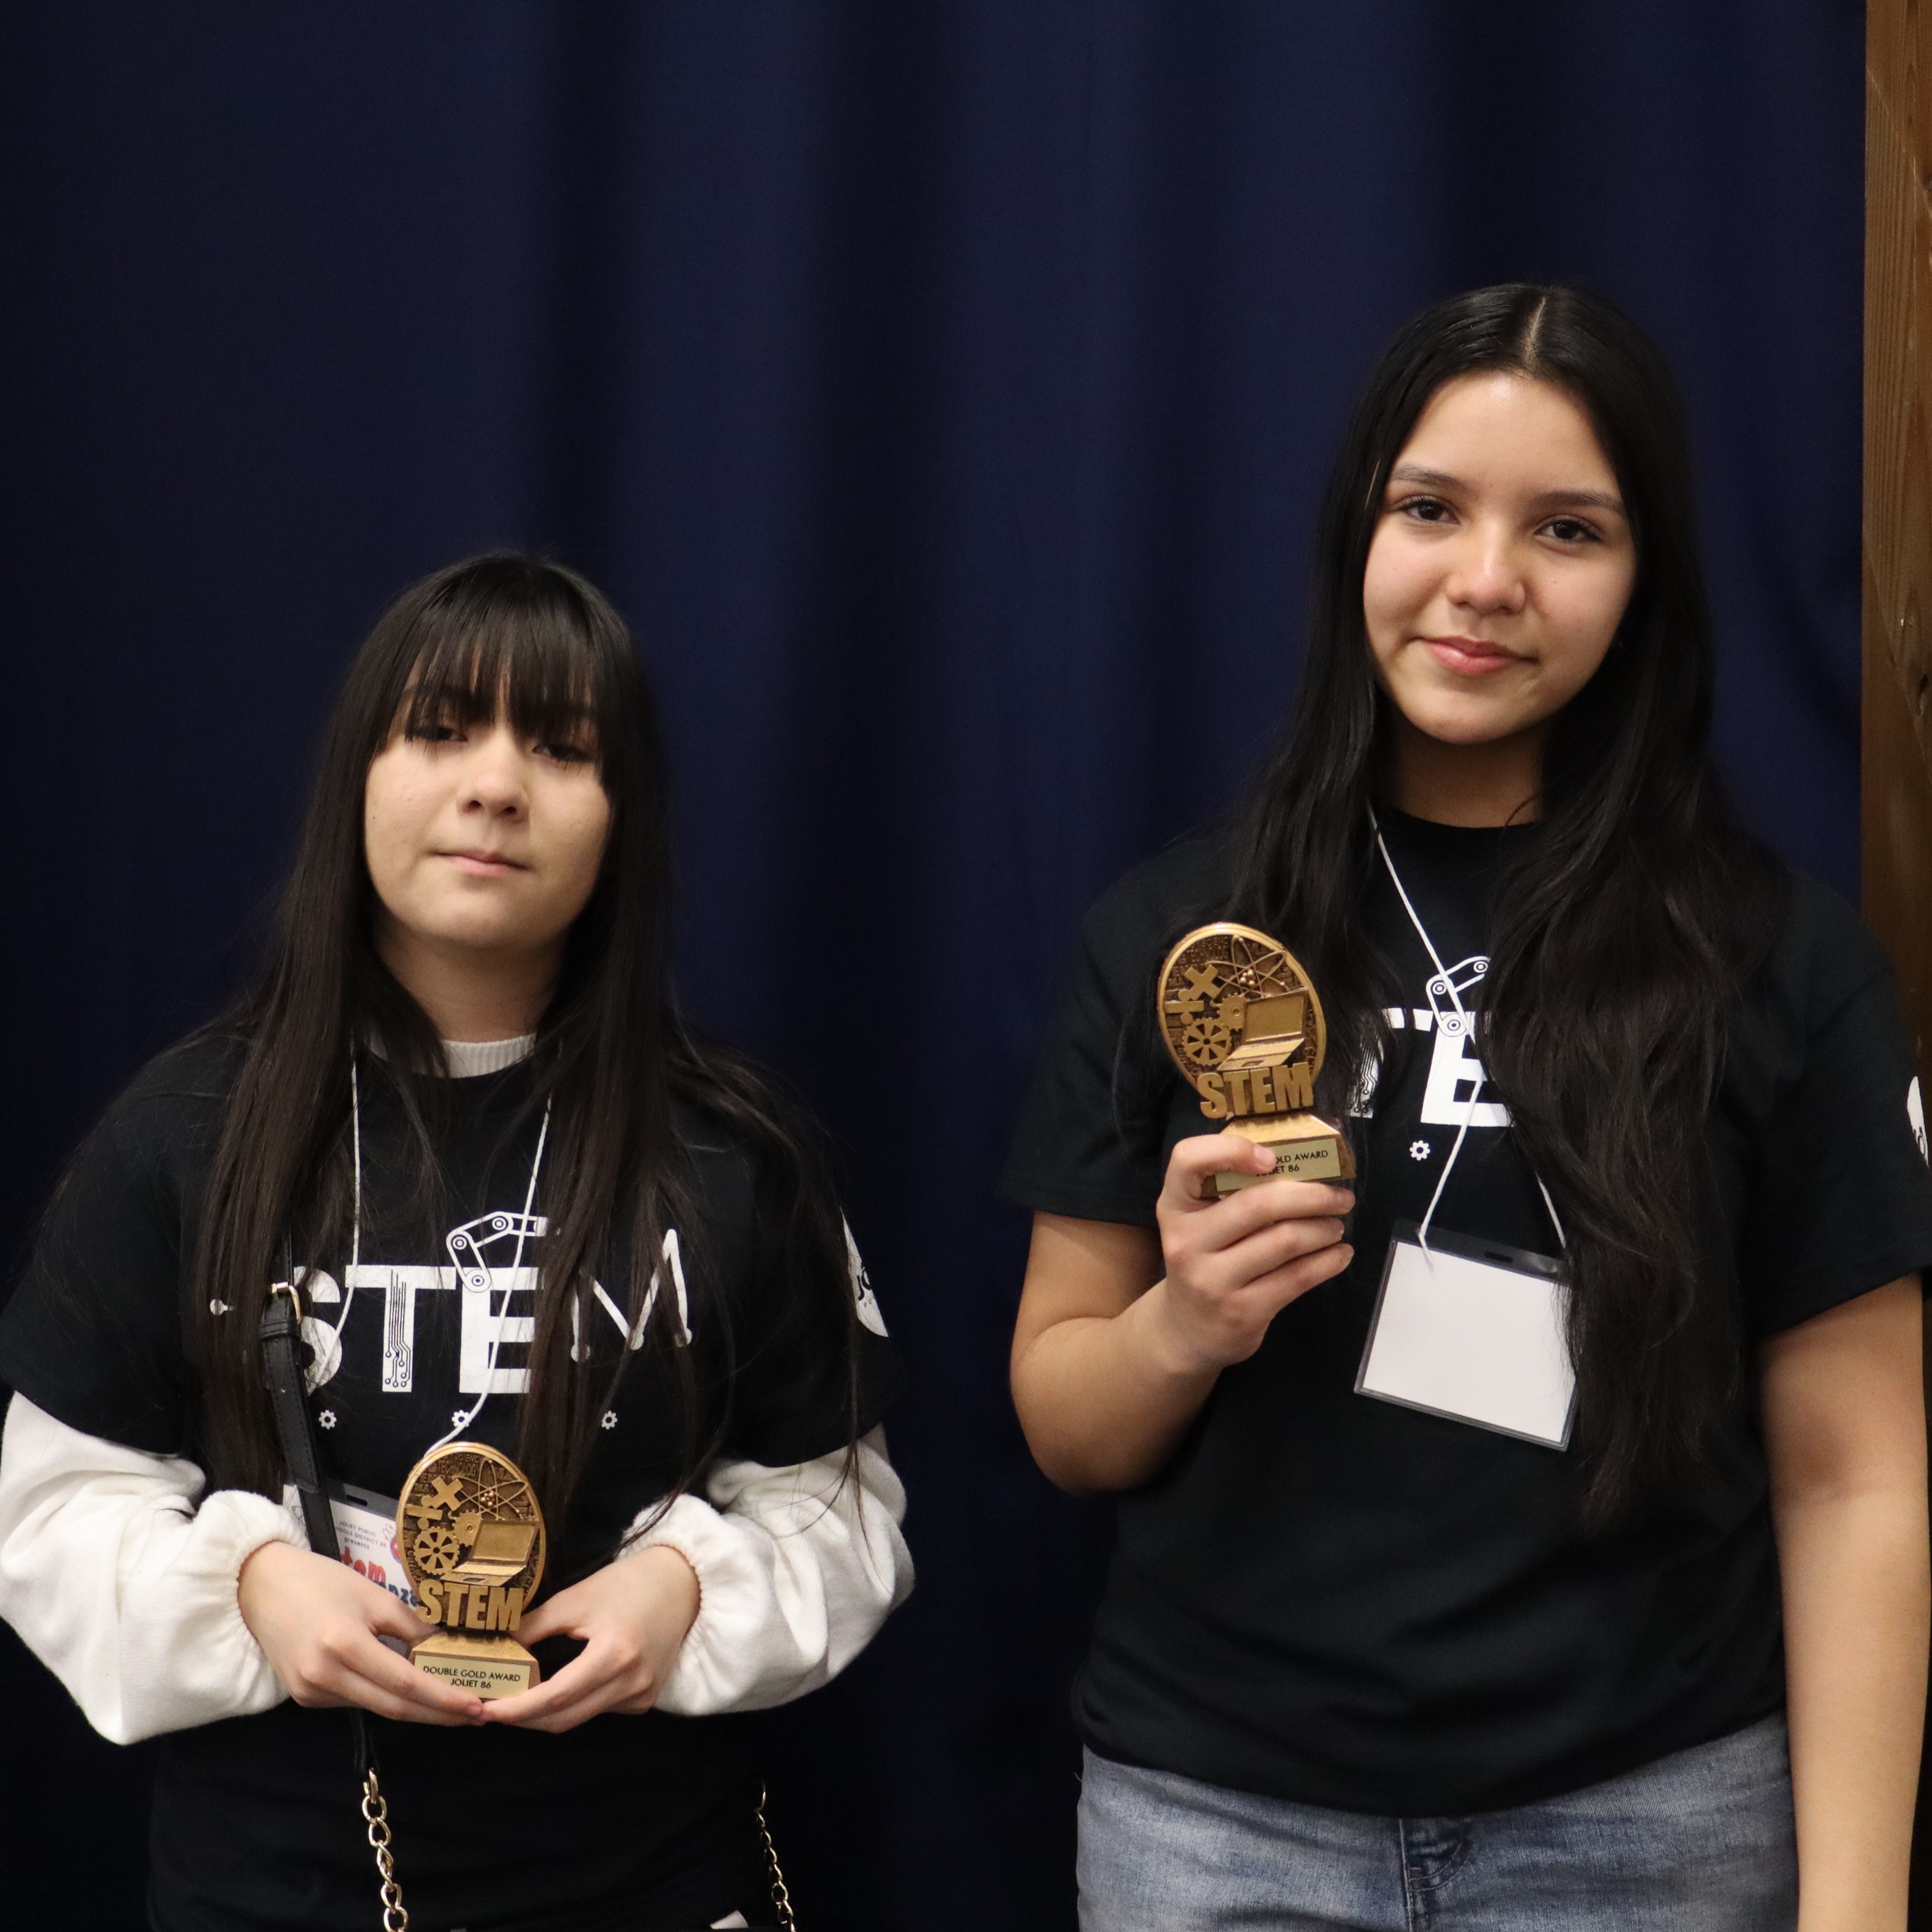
621, 1492, 777, 1714
115, 1488, 303, 1741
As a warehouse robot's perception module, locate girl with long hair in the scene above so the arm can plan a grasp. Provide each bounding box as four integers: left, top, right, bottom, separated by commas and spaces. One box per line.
0, 555, 911, 1932
1004, 285, 1932, 1928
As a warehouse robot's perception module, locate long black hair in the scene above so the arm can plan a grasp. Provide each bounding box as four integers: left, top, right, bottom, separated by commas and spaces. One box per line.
190, 554, 857, 1525
1230, 285, 1785, 1521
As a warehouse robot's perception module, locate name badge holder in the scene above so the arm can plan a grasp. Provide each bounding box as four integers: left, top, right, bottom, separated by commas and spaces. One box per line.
329, 1480, 423, 1619
1356, 1220, 1575, 1450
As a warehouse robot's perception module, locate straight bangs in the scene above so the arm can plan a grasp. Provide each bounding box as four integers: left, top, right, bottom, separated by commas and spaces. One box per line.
388, 561, 630, 783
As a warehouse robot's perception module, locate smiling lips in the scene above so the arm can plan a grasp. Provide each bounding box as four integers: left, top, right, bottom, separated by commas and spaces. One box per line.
1421, 635, 1526, 677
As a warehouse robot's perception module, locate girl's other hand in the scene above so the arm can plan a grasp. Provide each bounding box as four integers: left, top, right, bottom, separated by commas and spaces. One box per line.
238, 1539, 486, 1725
1149, 1131, 1354, 1375
481, 1544, 700, 1734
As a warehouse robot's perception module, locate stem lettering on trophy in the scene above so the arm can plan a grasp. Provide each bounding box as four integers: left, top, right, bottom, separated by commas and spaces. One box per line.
1199, 1073, 1229, 1118
417, 1580, 443, 1622
1280, 1060, 1313, 1108
465, 1588, 491, 1631
1225, 1069, 1250, 1114
443, 1583, 469, 1627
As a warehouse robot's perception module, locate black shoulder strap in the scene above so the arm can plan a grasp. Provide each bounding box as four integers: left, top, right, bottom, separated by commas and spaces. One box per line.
259, 1276, 395, 1899
259, 1282, 338, 1558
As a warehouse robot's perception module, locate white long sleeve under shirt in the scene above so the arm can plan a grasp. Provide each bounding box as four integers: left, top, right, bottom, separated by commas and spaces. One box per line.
0, 1394, 911, 1746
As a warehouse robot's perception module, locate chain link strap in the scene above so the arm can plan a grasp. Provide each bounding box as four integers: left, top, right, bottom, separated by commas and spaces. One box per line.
755, 1784, 796, 1931
359, 1755, 779, 1932
360, 1764, 409, 1932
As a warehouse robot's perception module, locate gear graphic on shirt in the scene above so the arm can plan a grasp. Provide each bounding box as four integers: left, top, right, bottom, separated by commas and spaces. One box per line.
600, 1411, 619, 1430
317, 1409, 337, 1430
1409, 1139, 1432, 1161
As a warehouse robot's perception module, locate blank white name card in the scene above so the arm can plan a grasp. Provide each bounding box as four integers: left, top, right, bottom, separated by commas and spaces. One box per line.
1356, 1222, 1575, 1449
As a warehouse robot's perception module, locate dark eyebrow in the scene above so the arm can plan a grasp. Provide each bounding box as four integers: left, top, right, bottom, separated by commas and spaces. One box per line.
1530, 487, 1626, 516
1387, 465, 1464, 492
1385, 464, 1626, 518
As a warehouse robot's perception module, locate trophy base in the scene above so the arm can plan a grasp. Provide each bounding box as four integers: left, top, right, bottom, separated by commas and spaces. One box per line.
1214, 1112, 1356, 1193
410, 1629, 541, 1700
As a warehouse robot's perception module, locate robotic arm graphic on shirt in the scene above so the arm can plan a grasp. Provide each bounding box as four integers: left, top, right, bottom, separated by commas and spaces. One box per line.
437, 1211, 552, 1401
445, 1211, 548, 1293
1418, 955, 1511, 1131
370, 1212, 552, 1396
1424, 953, 1489, 1035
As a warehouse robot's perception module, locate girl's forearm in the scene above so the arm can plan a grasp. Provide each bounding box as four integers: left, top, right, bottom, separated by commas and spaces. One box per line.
1011, 1285, 1221, 1492
1777, 1481, 1929, 1932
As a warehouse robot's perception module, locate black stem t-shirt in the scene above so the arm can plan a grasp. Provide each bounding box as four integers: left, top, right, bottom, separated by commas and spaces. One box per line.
0, 1037, 901, 1932
1000, 813, 1932, 1816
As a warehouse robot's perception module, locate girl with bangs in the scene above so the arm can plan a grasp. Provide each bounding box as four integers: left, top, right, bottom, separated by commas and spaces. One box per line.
0, 555, 911, 1932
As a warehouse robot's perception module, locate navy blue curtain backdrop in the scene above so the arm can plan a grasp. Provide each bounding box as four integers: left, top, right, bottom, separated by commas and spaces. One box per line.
0, 3, 1861, 1925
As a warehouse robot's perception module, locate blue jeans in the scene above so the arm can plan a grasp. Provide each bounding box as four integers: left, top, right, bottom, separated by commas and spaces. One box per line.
1078, 1715, 1797, 1931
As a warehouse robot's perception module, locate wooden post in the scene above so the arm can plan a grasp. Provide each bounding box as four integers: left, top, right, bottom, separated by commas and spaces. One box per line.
1867, 4, 1932, 1916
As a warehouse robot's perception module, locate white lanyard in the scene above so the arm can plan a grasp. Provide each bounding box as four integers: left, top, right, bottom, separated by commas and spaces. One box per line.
1369, 809, 1565, 1254
338, 1055, 553, 1451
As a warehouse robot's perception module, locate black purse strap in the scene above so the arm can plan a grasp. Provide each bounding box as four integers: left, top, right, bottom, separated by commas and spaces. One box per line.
257, 1274, 409, 1928
259, 1279, 337, 1559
